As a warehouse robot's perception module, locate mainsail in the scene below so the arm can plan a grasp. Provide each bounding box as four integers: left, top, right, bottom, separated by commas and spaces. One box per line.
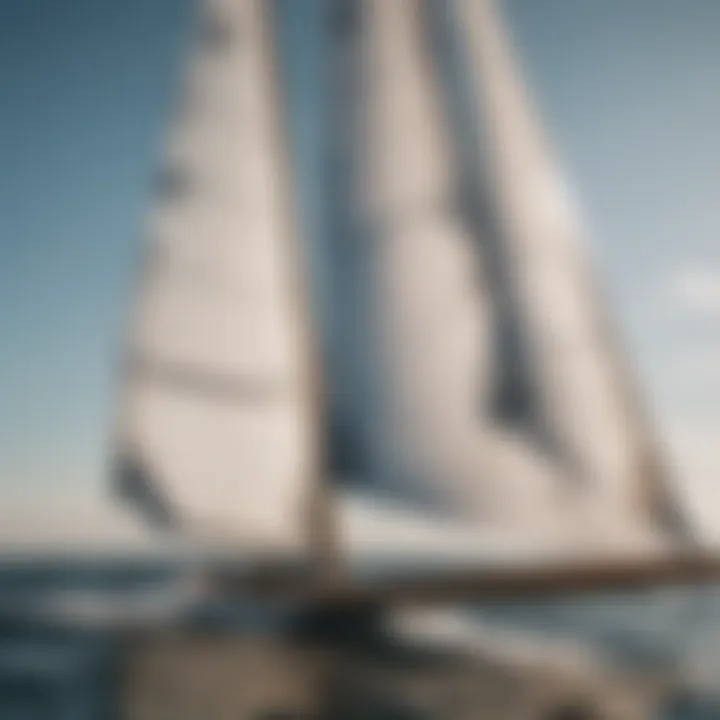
114, 0, 321, 555
345, 0, 688, 555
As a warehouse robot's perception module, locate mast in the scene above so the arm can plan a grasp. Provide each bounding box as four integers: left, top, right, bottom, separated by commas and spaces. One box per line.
270, 0, 345, 586
449, 0, 690, 543
114, 0, 340, 571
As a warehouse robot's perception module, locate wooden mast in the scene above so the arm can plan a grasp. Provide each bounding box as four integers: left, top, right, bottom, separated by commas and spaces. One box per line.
265, 0, 345, 588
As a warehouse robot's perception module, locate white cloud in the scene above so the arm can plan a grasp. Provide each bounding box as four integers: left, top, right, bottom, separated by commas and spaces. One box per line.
672, 264, 720, 315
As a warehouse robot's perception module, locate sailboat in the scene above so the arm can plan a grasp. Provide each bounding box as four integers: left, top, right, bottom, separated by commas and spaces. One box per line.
107, 0, 715, 603
2, 0, 718, 620
2, 0, 720, 716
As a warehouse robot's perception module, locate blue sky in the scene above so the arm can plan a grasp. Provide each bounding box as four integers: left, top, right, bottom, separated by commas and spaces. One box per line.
0, 0, 193, 498
0, 0, 718, 531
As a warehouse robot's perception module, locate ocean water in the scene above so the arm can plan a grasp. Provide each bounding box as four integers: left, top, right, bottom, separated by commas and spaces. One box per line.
4, 624, 719, 719
2, 564, 720, 718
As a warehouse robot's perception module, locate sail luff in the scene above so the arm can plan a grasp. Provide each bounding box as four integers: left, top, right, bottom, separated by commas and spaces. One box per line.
451, 0, 688, 542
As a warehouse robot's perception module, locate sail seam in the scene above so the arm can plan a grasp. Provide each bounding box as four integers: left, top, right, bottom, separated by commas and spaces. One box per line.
125, 355, 290, 404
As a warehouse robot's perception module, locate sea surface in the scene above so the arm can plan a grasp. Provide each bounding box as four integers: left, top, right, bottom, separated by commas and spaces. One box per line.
2, 562, 720, 718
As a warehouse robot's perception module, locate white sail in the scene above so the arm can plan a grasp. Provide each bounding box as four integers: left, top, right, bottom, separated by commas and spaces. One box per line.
351, 0, 577, 540
450, 0, 686, 545
114, 0, 320, 556
344, 0, 689, 556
